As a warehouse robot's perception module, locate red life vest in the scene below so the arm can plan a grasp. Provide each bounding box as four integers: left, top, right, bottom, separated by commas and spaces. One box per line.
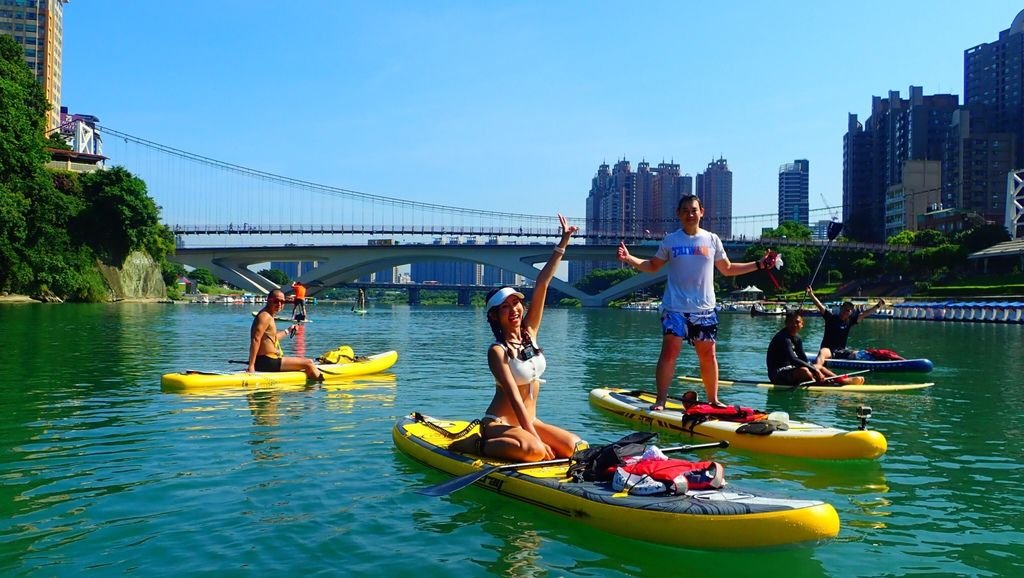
621, 458, 725, 491
684, 403, 763, 423
866, 348, 904, 361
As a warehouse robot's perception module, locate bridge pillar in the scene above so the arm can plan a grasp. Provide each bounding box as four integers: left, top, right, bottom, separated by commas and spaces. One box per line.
408, 287, 420, 305
457, 287, 473, 306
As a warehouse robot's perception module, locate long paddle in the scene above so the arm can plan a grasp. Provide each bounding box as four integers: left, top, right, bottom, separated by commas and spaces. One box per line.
808, 220, 844, 288
797, 369, 871, 387
797, 219, 845, 312
417, 439, 729, 497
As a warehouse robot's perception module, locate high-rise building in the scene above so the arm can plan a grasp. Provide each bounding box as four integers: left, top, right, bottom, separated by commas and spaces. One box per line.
270, 261, 318, 280
943, 108, 1014, 224
884, 160, 942, 239
579, 158, 692, 283
843, 86, 958, 242
811, 220, 833, 241
696, 158, 733, 238
778, 160, 810, 227
633, 160, 693, 236
950, 10, 1024, 225
0, 0, 68, 132
410, 237, 480, 285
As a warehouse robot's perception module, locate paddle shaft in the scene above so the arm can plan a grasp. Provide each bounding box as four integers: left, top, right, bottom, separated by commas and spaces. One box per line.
417, 440, 729, 497
798, 369, 871, 387
803, 220, 843, 308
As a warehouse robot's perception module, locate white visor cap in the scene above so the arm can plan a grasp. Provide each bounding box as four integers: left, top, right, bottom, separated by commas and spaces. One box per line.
486, 287, 526, 310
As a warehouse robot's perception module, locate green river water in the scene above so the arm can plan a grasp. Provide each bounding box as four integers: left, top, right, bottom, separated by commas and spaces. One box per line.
0, 303, 1021, 577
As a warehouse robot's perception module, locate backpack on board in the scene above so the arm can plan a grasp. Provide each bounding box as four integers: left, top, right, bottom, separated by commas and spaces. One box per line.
567, 431, 658, 483
316, 345, 356, 364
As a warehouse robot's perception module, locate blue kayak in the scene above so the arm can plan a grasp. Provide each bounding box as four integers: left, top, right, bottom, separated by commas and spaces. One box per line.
807, 354, 933, 373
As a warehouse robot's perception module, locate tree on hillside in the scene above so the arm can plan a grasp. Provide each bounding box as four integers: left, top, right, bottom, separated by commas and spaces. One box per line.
0, 35, 106, 298
887, 230, 916, 246
742, 243, 813, 290
852, 255, 879, 277
0, 35, 176, 300
0, 35, 50, 292
47, 133, 72, 150
188, 268, 218, 287
259, 268, 290, 286
956, 224, 1011, 254
574, 267, 637, 294
0, 36, 50, 184
914, 229, 947, 248
763, 221, 814, 240
75, 167, 163, 262
910, 243, 965, 275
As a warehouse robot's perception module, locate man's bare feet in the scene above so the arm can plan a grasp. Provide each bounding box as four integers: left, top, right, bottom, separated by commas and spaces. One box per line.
448, 433, 483, 455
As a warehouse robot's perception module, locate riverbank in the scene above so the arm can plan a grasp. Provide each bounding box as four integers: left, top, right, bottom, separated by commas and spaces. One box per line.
0, 294, 174, 304
0, 294, 39, 303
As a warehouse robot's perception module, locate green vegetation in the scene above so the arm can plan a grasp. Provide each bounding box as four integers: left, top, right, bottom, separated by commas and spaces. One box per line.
916, 273, 1024, 297
0, 36, 176, 301
259, 268, 290, 286
574, 267, 638, 293
187, 267, 218, 287
742, 221, 814, 289
419, 290, 457, 305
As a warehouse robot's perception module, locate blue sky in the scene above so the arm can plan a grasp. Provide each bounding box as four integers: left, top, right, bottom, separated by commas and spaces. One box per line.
62, 1, 1020, 224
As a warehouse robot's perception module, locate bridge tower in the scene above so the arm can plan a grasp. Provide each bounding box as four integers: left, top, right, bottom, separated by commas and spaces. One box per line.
1008, 169, 1024, 239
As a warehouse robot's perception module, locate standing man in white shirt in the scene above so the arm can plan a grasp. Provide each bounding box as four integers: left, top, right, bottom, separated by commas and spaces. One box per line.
618, 195, 773, 410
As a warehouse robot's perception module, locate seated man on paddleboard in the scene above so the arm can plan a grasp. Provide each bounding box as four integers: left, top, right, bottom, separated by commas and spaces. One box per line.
766, 312, 864, 386
449, 214, 582, 462
806, 287, 884, 366
247, 289, 323, 381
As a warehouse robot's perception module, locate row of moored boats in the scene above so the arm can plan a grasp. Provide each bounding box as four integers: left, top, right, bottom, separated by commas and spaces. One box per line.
890, 301, 1024, 323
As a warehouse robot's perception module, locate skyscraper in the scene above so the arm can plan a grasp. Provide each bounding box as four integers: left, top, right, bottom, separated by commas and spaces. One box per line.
580, 160, 635, 281
0, 0, 68, 132
778, 159, 810, 227
949, 10, 1024, 225
843, 86, 958, 242
578, 158, 692, 283
696, 158, 733, 238
634, 160, 693, 236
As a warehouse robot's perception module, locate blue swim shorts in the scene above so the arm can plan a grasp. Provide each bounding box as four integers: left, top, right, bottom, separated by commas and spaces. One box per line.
661, 310, 719, 344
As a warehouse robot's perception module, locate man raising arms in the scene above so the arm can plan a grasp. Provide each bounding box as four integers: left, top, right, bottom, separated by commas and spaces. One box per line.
806, 287, 885, 368
618, 195, 770, 410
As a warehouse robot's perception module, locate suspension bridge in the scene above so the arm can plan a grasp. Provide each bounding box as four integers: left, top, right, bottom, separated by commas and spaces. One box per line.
95, 126, 910, 305
98, 125, 862, 245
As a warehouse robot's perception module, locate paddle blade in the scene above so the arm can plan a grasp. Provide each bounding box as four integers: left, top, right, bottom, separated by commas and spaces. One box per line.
827, 220, 844, 241
416, 465, 499, 497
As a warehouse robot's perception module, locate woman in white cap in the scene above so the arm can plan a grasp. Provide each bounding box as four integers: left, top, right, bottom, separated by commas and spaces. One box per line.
451, 214, 581, 462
